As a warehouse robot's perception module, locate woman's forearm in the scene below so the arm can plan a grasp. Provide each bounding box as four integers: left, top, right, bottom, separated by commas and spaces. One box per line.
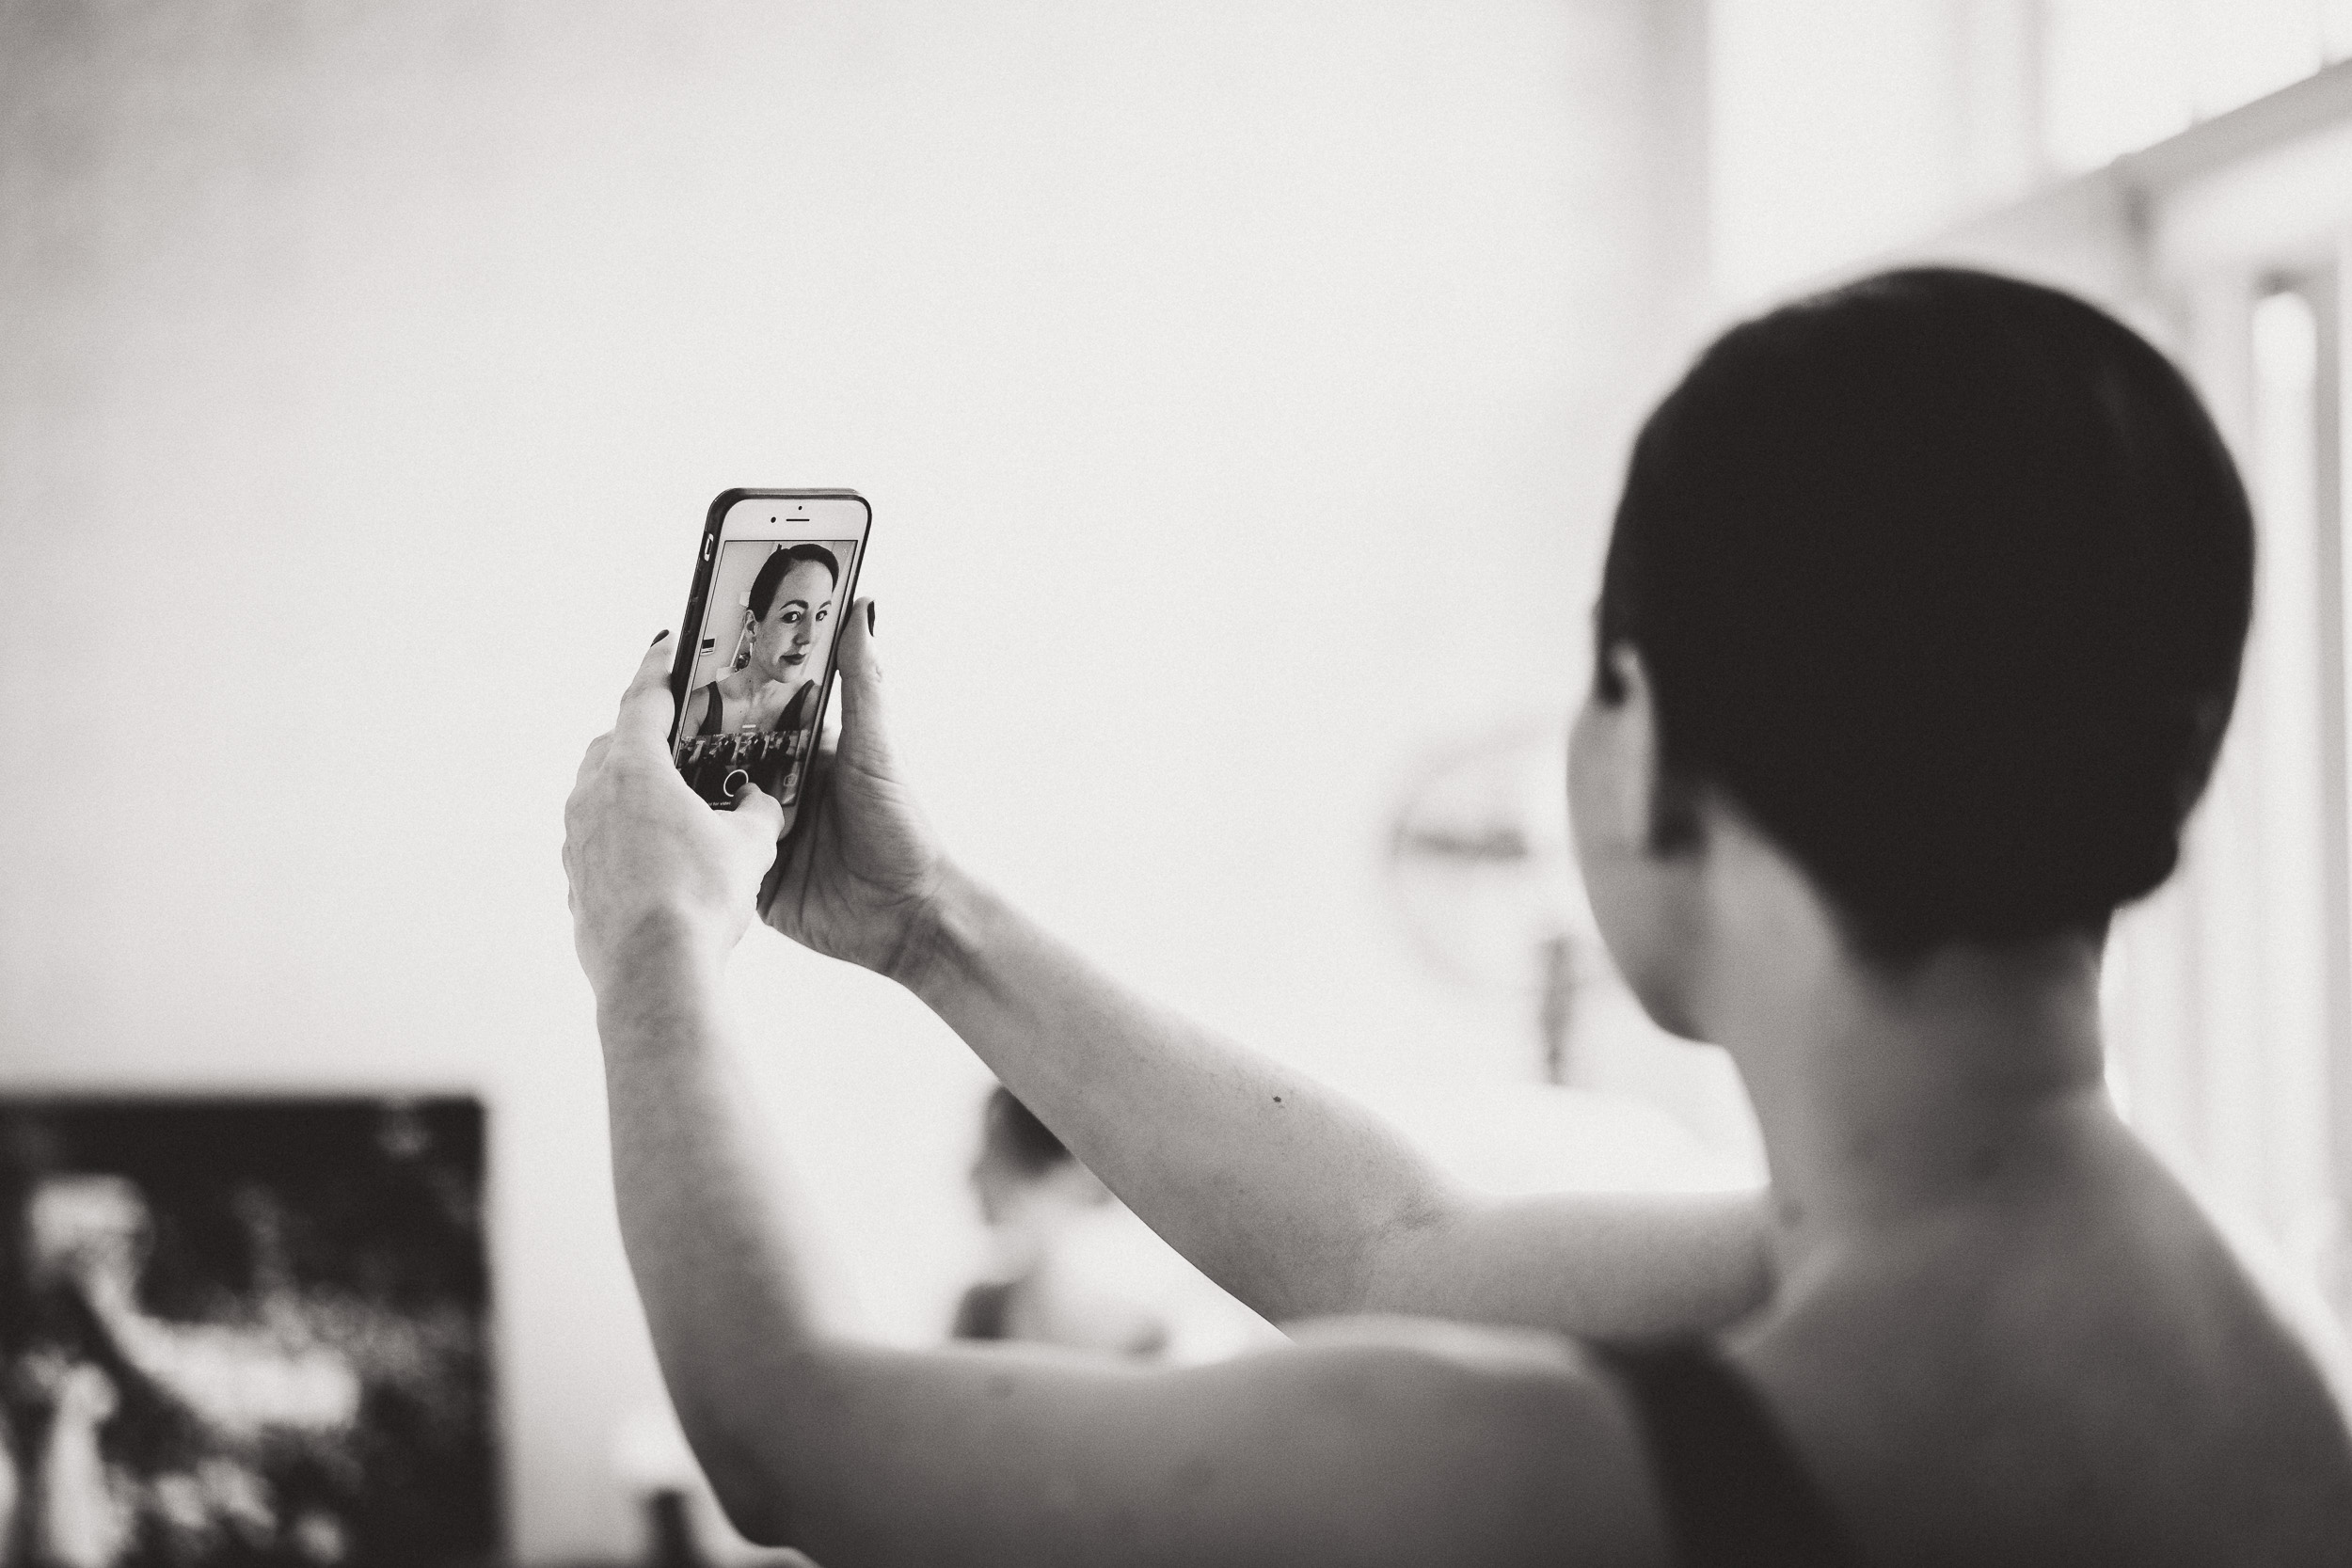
897, 866, 1465, 1325
596, 931, 823, 1543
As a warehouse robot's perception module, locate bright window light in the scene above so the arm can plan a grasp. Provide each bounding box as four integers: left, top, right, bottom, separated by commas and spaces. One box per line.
2044, 0, 2338, 173
1710, 0, 2350, 301
2236, 286, 2334, 1253
2185, 0, 2328, 119
2042, 0, 2195, 171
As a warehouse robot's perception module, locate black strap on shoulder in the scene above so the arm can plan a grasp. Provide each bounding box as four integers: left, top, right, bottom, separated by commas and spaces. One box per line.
778, 679, 812, 736
1589, 1338, 1864, 1568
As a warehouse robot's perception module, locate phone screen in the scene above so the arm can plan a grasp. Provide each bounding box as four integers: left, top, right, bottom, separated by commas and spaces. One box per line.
670, 492, 867, 826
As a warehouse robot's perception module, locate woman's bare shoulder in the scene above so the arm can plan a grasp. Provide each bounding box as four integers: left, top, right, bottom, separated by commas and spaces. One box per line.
781, 1314, 1677, 1567
1748, 1153, 2352, 1565
1261, 1316, 1676, 1565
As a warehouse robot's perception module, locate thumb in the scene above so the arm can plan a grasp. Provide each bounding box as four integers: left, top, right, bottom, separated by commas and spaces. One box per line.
834, 596, 894, 767
729, 781, 786, 844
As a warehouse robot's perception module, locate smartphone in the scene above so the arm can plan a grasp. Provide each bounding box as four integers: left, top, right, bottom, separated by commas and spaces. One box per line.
666, 488, 871, 838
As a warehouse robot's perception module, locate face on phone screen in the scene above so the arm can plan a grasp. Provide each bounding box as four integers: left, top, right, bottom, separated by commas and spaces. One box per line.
673, 527, 862, 814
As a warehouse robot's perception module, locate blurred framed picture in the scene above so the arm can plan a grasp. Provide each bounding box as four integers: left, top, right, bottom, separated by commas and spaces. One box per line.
0, 1097, 497, 1567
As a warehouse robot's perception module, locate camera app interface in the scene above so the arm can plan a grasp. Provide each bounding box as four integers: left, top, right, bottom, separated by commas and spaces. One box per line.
675, 534, 858, 809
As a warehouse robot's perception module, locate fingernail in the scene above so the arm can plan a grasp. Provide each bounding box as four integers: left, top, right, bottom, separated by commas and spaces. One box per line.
866, 602, 876, 635
651, 630, 670, 645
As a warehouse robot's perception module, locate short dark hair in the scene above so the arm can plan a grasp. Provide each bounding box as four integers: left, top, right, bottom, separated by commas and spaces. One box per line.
1597, 266, 2253, 962
748, 544, 841, 621
983, 1086, 1072, 1180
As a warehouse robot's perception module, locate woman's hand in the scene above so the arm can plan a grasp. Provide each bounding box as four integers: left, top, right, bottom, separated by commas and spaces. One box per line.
564, 636, 786, 1002
761, 598, 952, 982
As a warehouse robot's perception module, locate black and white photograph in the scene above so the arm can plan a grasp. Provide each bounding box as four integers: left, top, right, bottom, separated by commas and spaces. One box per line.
5, 3, 2352, 1564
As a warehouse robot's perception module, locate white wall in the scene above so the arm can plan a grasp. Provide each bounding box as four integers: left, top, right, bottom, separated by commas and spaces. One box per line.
0, 2, 1686, 1556
1708, 0, 2046, 304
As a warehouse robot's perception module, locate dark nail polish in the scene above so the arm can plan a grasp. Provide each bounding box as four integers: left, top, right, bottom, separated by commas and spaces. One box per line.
652, 630, 670, 645
866, 602, 876, 635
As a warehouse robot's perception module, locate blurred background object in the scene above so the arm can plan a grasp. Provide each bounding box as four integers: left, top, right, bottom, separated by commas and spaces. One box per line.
1385, 720, 1765, 1180
0, 1099, 494, 1567
951, 1085, 1282, 1364
4, 1, 2350, 1559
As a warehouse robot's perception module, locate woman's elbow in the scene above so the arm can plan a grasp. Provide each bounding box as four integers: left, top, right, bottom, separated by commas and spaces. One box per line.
700, 1446, 800, 1548
672, 1407, 803, 1548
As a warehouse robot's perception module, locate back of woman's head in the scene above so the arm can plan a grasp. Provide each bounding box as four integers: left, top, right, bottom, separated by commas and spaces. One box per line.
1597, 266, 2254, 963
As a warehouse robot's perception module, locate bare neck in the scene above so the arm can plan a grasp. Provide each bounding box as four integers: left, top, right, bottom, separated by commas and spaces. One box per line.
1695, 821, 2110, 1289
719, 665, 778, 707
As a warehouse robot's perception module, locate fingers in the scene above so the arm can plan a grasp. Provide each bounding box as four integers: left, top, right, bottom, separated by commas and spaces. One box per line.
834, 595, 891, 764
614, 632, 682, 752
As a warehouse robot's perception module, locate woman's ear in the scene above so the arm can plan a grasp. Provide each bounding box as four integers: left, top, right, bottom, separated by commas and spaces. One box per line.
1575, 643, 1711, 1040
1598, 644, 1666, 850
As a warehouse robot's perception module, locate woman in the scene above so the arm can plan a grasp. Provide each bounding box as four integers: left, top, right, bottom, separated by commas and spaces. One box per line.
682, 544, 838, 803
564, 269, 2352, 1565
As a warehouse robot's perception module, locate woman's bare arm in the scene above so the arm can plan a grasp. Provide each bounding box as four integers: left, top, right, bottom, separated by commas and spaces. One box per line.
894, 869, 1770, 1333
757, 609, 1772, 1338
592, 924, 1661, 1565
892, 871, 1768, 1332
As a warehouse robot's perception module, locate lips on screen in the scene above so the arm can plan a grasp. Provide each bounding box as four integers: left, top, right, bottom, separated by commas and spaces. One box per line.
673, 535, 860, 810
